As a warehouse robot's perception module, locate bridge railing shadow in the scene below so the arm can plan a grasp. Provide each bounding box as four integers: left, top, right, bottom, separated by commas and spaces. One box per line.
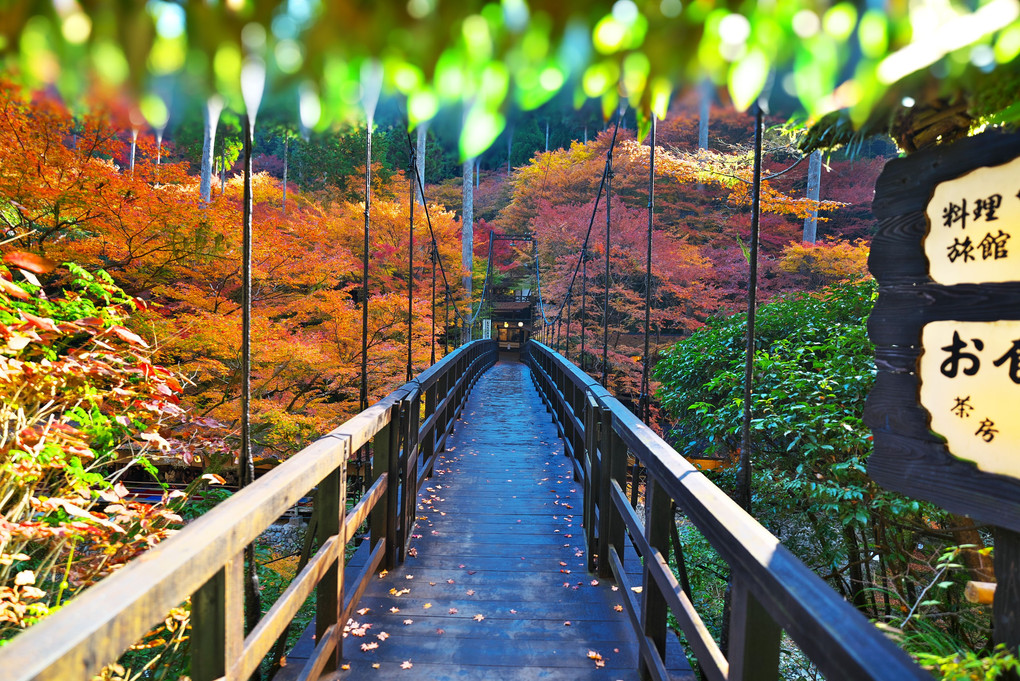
525, 340, 926, 681
0, 340, 498, 681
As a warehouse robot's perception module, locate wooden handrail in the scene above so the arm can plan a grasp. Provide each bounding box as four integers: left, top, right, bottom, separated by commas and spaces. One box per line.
0, 339, 497, 681
524, 340, 926, 681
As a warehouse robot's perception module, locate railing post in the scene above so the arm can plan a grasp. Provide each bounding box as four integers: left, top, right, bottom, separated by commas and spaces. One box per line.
597, 404, 616, 579
370, 404, 398, 570
583, 393, 600, 573
315, 456, 346, 671
191, 555, 243, 681
728, 575, 782, 681
398, 392, 420, 564
640, 478, 670, 680
424, 384, 437, 477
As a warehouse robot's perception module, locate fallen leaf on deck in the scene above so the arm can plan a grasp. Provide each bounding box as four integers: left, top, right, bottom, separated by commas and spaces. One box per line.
447, 579, 455, 584
361, 642, 378, 651
390, 607, 400, 613
449, 608, 458, 614
436, 628, 445, 635
510, 609, 517, 614
372, 663, 380, 669
358, 608, 371, 615
401, 661, 413, 669
465, 589, 475, 596
342, 663, 351, 670
403, 619, 414, 625
423, 603, 432, 609
614, 605, 624, 612
377, 632, 390, 641
408, 548, 418, 557
590, 580, 599, 586
473, 614, 485, 621
564, 621, 571, 626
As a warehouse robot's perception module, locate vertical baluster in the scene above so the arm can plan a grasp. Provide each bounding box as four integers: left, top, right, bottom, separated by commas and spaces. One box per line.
583, 394, 599, 573
315, 459, 345, 671
728, 575, 781, 681
370, 406, 397, 570
597, 405, 614, 579
424, 385, 437, 477
191, 556, 244, 681
640, 478, 670, 680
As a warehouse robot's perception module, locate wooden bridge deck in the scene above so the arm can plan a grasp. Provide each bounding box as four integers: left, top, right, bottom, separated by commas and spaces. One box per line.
327, 359, 691, 680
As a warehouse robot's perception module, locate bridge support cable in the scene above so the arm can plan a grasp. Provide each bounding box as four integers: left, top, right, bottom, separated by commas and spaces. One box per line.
407, 152, 416, 381
564, 293, 572, 361
640, 115, 656, 425
241, 76, 264, 678
738, 104, 764, 515
581, 248, 587, 370
360, 113, 373, 411
602, 140, 614, 388
533, 107, 624, 377
430, 244, 437, 365
402, 132, 496, 352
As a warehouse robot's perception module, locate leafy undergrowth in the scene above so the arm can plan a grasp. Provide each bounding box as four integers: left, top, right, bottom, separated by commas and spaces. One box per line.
0, 255, 226, 678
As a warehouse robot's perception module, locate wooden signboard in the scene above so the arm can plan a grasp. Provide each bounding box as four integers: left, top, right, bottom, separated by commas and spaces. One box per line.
866, 130, 1020, 533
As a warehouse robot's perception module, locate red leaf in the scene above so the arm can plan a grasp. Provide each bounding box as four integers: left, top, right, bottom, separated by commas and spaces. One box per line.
0, 277, 30, 300
111, 326, 148, 347
3, 251, 57, 274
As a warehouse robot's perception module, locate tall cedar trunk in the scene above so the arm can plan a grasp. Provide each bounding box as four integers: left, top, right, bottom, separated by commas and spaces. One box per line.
951, 515, 995, 581
506, 125, 513, 174
282, 135, 288, 214
843, 524, 871, 613
415, 122, 428, 205
803, 150, 822, 242
200, 97, 224, 203
462, 157, 473, 303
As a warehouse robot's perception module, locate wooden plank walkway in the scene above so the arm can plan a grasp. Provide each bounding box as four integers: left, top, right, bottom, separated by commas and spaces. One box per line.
331, 359, 692, 680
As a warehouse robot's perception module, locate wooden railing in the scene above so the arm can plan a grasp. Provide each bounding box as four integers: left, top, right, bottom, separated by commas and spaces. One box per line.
0, 339, 498, 681
525, 340, 927, 681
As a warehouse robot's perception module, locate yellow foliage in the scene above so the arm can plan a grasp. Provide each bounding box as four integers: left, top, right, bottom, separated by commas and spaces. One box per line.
778, 239, 872, 289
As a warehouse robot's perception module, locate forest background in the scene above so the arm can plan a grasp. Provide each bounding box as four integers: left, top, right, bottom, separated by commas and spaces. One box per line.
0, 75, 1001, 679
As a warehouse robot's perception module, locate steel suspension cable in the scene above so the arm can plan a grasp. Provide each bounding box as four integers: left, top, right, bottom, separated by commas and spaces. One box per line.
738, 104, 765, 515
402, 131, 495, 333
580, 249, 587, 370
547, 107, 625, 325
359, 118, 372, 412
430, 245, 437, 365
641, 116, 656, 424
407, 153, 415, 381
602, 142, 613, 387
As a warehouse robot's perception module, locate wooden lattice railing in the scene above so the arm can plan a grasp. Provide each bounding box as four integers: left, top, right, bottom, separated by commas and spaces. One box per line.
0, 339, 498, 681
525, 340, 927, 681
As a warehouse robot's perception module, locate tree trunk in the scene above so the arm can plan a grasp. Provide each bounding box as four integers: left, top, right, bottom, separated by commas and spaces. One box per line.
200, 96, 224, 203
462, 157, 474, 298
844, 524, 871, 613
415, 122, 428, 204
506, 125, 514, 174
545, 119, 550, 151
698, 79, 711, 151
282, 135, 288, 214
129, 128, 138, 176
803, 150, 822, 243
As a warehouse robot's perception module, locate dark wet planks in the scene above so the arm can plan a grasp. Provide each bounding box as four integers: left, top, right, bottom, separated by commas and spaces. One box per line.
331, 360, 692, 680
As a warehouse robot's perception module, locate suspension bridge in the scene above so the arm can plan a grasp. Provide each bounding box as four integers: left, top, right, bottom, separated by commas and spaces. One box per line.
0, 113, 928, 681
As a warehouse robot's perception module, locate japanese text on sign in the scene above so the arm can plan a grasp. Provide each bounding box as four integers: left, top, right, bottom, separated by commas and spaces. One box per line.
925, 155, 1020, 285
919, 320, 1020, 478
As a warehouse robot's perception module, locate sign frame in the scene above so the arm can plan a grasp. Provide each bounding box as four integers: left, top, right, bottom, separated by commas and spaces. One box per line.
866, 130, 1020, 534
